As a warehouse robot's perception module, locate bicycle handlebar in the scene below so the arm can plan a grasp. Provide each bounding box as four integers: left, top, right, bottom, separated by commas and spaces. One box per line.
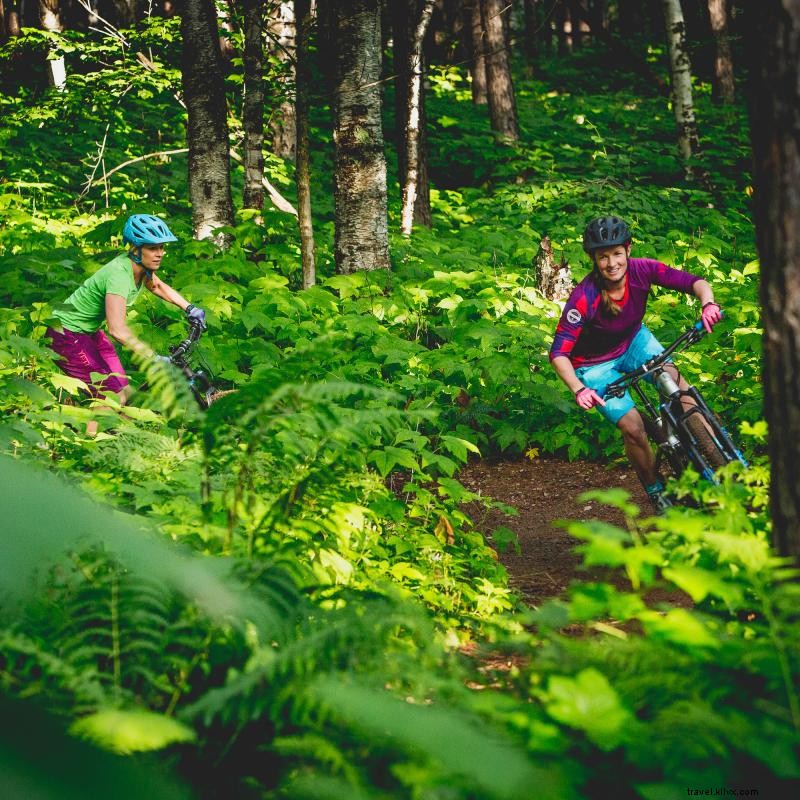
168, 320, 205, 363
603, 320, 708, 399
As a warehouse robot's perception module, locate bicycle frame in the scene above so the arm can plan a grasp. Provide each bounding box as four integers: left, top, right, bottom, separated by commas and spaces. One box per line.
604, 322, 747, 483
166, 321, 220, 409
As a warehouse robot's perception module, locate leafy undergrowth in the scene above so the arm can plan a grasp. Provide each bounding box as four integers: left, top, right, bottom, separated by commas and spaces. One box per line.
2, 27, 795, 800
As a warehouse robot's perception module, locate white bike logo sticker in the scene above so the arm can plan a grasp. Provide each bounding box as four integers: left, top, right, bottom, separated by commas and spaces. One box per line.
566, 308, 582, 324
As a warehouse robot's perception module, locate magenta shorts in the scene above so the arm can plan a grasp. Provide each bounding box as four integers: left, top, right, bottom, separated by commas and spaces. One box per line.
47, 326, 129, 397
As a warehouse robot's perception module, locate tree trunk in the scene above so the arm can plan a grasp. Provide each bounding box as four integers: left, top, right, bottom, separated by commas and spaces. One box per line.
242, 0, 265, 213
568, 1, 670, 95
38, 0, 67, 90
268, 1, 297, 162
180, 0, 235, 243
534, 237, 573, 302
111, 0, 136, 27
331, 0, 391, 274
6, 1, 21, 37
662, 0, 703, 174
743, 2, 800, 559
480, 0, 519, 140
393, 0, 434, 234
707, 0, 735, 103
556, 1, 572, 54
466, 0, 487, 104
617, 0, 641, 39
522, 0, 540, 63
296, 0, 316, 288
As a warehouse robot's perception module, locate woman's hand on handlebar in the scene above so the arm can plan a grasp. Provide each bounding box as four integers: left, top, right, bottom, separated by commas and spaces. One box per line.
575, 386, 606, 410
701, 302, 722, 333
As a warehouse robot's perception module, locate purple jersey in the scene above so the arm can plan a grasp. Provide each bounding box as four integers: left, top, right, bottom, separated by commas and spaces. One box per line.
550, 258, 700, 367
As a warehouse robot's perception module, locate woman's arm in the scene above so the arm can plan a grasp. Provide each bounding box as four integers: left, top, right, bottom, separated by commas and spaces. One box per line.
105, 294, 156, 359
145, 272, 190, 311
691, 278, 715, 306
552, 355, 585, 395
552, 355, 606, 410
691, 279, 722, 332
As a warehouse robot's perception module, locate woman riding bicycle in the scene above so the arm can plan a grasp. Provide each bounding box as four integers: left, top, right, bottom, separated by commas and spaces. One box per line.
550, 215, 722, 512
47, 214, 207, 433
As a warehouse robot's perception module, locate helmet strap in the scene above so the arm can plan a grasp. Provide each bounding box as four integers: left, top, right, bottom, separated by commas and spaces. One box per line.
128, 246, 143, 265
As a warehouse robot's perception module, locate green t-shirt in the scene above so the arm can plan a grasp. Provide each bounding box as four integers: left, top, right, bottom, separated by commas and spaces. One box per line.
53, 254, 144, 334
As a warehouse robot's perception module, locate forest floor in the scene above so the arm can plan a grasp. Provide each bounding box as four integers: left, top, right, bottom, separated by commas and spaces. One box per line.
460, 457, 651, 607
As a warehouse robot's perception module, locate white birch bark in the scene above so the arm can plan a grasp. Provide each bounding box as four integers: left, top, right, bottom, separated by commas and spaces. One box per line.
400, 0, 435, 236
662, 0, 702, 169
181, 0, 235, 244
269, 1, 297, 162
296, 0, 316, 287
332, 0, 390, 273
39, 1, 67, 91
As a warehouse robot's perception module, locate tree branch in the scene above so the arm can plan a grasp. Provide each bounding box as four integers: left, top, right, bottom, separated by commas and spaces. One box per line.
75, 0, 297, 217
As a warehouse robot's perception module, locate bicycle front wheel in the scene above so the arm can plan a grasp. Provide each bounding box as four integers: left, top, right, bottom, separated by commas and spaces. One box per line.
644, 413, 688, 478
684, 412, 727, 472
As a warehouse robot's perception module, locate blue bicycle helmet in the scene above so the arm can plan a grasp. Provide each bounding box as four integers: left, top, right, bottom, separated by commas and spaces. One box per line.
122, 214, 178, 247
582, 215, 631, 253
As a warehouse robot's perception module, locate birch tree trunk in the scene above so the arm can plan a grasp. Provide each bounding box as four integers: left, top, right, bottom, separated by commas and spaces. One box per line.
392, 0, 435, 235
242, 0, 265, 213
662, 0, 702, 174
180, 0, 235, 243
480, 0, 519, 140
743, 1, 800, 559
38, 0, 67, 90
268, 1, 297, 162
296, 0, 316, 288
331, 0, 391, 273
707, 0, 735, 104
466, 0, 487, 105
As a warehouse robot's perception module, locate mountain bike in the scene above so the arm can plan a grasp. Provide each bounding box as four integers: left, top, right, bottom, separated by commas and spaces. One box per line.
603, 321, 747, 484
160, 320, 225, 409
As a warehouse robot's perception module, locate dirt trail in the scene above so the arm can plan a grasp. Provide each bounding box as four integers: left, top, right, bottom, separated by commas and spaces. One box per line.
459, 458, 649, 606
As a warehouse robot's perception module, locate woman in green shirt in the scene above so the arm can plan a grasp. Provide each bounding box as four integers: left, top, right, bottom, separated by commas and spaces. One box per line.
48, 214, 206, 419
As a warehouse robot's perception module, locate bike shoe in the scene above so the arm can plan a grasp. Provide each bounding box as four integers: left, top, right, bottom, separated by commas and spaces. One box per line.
648, 492, 674, 516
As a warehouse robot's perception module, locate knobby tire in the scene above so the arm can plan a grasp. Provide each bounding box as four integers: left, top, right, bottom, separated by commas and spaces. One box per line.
684, 412, 727, 471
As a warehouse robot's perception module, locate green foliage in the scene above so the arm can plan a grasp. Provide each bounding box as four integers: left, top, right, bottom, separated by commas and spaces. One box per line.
0, 23, 784, 800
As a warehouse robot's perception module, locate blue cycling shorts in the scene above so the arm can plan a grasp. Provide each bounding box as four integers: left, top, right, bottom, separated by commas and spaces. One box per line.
575, 326, 665, 425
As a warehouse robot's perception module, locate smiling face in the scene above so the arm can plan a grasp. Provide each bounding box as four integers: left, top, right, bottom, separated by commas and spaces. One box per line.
139, 244, 166, 271
593, 243, 630, 286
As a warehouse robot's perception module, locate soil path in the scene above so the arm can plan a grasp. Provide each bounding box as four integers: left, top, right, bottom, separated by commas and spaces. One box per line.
459, 458, 649, 607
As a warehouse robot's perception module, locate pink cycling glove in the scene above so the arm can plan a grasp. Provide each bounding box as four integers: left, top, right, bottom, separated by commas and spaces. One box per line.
575, 386, 606, 410
701, 302, 722, 333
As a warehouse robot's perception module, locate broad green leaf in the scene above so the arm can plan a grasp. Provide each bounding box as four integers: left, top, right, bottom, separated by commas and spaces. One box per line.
542, 668, 633, 750
662, 565, 743, 605
70, 708, 196, 754
638, 609, 719, 649
390, 562, 427, 582
48, 372, 88, 395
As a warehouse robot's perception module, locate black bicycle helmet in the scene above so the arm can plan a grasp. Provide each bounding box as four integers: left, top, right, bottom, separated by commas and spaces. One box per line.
582, 216, 631, 253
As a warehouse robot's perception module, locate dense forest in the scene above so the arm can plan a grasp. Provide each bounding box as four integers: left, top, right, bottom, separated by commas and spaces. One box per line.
1, 1, 799, 798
